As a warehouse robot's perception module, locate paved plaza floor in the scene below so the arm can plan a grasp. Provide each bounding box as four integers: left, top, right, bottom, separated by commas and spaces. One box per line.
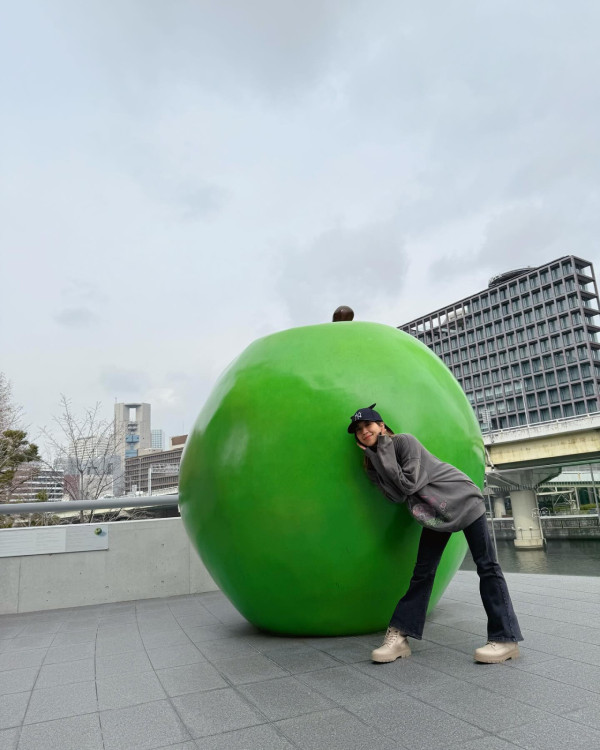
1, 570, 599, 750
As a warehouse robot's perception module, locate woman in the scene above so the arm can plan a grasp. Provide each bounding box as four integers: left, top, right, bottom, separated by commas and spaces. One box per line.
348, 404, 522, 664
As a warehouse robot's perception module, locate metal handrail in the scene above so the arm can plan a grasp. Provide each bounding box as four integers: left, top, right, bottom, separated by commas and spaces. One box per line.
0, 495, 179, 515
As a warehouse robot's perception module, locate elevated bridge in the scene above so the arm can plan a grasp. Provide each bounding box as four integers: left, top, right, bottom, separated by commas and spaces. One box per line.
482, 414, 600, 548
484, 412, 600, 470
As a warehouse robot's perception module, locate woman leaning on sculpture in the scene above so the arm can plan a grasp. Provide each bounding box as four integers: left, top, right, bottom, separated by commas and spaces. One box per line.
348, 404, 523, 664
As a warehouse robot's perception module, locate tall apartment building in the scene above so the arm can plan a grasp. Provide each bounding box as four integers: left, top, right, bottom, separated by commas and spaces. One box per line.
399, 256, 600, 431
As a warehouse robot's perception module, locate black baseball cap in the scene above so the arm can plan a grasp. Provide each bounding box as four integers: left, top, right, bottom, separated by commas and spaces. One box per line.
348, 403, 386, 433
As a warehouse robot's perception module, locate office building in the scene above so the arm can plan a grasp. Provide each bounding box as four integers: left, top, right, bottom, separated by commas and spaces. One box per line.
151, 429, 164, 451
399, 256, 600, 431
6, 465, 64, 502
124, 437, 187, 495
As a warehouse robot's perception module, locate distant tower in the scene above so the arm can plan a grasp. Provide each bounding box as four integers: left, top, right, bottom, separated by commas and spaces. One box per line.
151, 429, 164, 451
114, 403, 152, 459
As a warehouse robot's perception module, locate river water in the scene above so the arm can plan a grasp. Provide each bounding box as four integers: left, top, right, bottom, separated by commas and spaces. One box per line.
460, 538, 600, 576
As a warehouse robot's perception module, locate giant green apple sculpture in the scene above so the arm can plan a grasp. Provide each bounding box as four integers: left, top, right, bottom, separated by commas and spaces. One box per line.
179, 321, 484, 636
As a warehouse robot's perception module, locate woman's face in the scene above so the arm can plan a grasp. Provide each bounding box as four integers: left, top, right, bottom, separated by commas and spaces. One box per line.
354, 421, 386, 447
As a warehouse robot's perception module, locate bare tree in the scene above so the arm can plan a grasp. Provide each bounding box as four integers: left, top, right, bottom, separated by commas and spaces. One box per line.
0, 372, 23, 434
41, 396, 126, 523
0, 373, 40, 502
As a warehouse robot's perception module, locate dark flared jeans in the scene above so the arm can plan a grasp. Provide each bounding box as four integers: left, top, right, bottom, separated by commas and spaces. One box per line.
390, 513, 523, 642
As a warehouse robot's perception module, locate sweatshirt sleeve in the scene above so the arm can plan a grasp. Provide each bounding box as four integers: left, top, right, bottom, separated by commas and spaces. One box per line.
365, 462, 407, 504
391, 434, 429, 495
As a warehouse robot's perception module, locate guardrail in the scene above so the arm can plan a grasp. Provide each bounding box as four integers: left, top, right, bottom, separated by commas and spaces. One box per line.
0, 495, 179, 515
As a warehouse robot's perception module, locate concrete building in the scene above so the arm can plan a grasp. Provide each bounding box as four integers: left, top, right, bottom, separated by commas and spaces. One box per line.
114, 403, 152, 459
399, 256, 600, 433
125, 437, 187, 496
7, 464, 64, 502
151, 429, 164, 451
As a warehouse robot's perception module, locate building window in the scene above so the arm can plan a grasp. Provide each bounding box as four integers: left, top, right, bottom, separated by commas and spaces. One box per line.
545, 371, 556, 386
559, 386, 571, 401
587, 399, 598, 413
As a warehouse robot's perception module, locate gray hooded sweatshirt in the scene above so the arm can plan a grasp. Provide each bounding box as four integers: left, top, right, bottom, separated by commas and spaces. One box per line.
365, 434, 485, 532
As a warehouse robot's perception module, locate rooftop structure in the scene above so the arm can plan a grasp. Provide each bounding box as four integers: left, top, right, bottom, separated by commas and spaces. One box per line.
399, 256, 600, 432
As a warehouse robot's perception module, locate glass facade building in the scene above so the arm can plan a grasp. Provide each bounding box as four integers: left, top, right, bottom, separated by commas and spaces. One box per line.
399, 256, 600, 431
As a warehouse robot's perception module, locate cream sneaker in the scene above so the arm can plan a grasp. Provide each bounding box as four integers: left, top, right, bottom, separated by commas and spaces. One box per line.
474, 641, 520, 663
371, 626, 411, 663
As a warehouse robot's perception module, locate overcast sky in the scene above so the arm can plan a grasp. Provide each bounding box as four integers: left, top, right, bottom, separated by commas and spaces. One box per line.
2, 1, 600, 444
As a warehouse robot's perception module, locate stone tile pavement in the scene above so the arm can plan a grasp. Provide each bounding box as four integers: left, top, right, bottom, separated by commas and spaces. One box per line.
1, 571, 599, 750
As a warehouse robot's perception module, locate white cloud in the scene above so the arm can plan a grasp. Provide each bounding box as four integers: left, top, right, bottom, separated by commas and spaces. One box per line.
2, 0, 600, 438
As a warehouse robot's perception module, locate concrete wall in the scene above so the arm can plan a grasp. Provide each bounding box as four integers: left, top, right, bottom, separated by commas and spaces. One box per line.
0, 518, 218, 615
489, 516, 600, 540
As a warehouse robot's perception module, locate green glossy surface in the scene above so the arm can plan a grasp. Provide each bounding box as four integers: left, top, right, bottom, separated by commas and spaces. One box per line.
179, 322, 484, 635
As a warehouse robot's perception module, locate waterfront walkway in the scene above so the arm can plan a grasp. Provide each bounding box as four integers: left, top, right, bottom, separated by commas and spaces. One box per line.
1, 571, 600, 750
